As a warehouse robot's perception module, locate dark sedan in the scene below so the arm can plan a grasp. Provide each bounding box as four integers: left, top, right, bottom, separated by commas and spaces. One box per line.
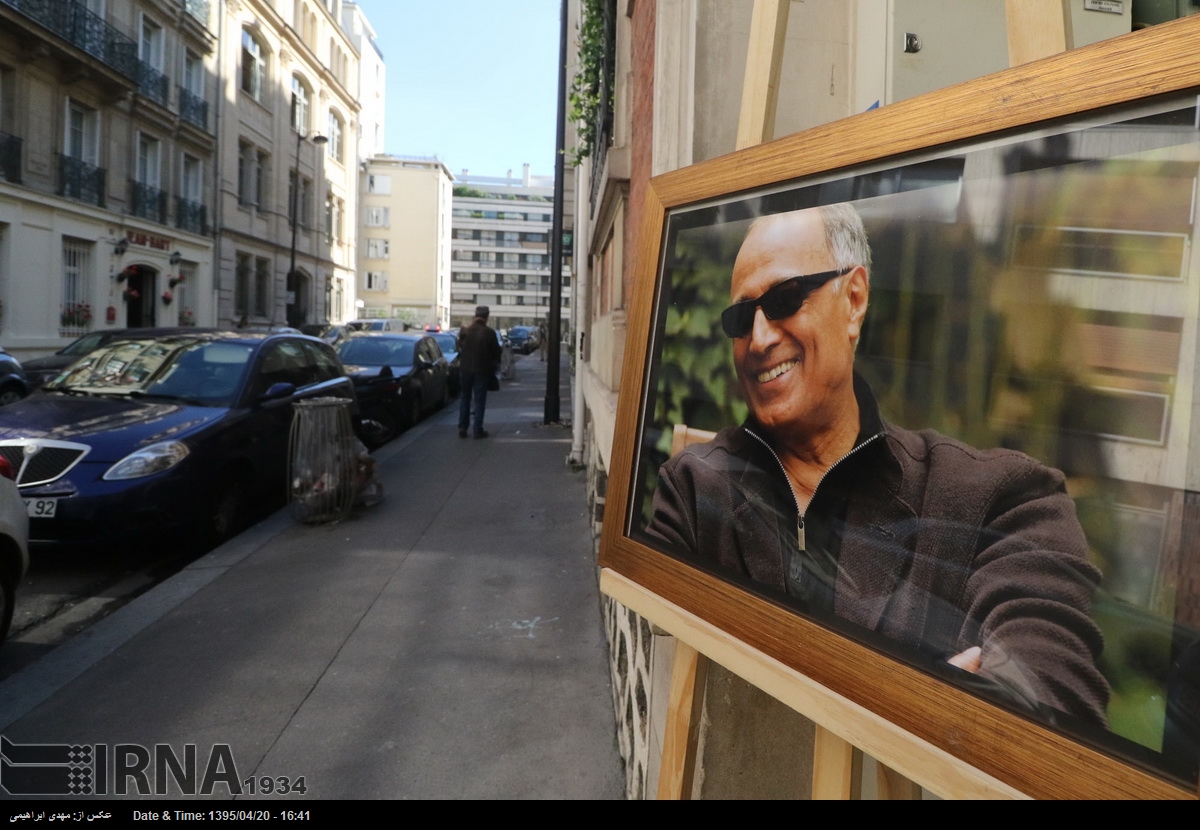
336, 333, 450, 447
0, 348, 28, 406
20, 327, 216, 390
0, 331, 355, 550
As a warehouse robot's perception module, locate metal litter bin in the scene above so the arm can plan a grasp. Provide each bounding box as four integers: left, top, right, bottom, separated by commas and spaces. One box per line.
500, 340, 515, 381
289, 397, 359, 524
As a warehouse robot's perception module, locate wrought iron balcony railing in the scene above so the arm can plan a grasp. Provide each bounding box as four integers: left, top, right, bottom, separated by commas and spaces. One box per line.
137, 61, 169, 106
57, 154, 105, 207
130, 180, 167, 224
0, 132, 21, 184
0, 0, 138, 82
175, 196, 207, 235
178, 86, 208, 131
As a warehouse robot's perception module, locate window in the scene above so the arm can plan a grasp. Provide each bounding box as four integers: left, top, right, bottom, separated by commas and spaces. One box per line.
61, 238, 92, 335
255, 150, 269, 211
238, 141, 253, 205
183, 50, 202, 96
136, 133, 160, 187
235, 253, 252, 317
254, 257, 271, 318
366, 238, 389, 259
367, 174, 390, 194
299, 177, 311, 227
140, 16, 164, 72
291, 75, 310, 133
365, 272, 388, 291
65, 99, 98, 164
327, 111, 343, 163
365, 207, 389, 227
181, 154, 201, 201
176, 262, 195, 324
325, 193, 343, 241
241, 29, 265, 101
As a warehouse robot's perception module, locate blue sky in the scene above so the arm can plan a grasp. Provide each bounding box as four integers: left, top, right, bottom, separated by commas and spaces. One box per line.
352, 0, 563, 180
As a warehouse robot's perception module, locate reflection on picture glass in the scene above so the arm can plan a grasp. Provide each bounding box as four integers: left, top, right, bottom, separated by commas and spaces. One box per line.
630, 97, 1200, 786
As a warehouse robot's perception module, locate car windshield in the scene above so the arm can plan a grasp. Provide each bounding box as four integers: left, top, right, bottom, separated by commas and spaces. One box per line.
430, 334, 457, 354
337, 338, 414, 367
60, 332, 108, 357
46, 339, 253, 407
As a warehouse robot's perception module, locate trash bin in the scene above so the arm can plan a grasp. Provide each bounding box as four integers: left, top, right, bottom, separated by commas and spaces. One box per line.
500, 341, 516, 381
289, 396, 359, 524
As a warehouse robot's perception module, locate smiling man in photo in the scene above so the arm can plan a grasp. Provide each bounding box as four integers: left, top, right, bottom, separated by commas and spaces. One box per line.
645, 204, 1111, 726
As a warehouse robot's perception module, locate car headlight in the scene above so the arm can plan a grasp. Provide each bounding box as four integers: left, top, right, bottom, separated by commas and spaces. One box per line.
103, 441, 190, 480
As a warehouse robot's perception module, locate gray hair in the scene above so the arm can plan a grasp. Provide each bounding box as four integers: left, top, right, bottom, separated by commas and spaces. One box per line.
817, 203, 872, 275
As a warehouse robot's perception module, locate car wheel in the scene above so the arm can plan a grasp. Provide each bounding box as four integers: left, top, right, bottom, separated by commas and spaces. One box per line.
200, 475, 245, 547
362, 406, 399, 448
0, 573, 15, 645
403, 393, 421, 430
0, 384, 25, 406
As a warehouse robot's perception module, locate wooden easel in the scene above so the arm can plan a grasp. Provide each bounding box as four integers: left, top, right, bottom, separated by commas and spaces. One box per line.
652, 0, 1073, 800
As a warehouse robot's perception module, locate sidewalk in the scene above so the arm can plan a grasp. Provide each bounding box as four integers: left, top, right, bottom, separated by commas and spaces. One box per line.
0, 352, 624, 800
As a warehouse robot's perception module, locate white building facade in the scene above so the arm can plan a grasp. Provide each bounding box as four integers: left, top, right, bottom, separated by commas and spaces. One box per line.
0, 0, 219, 359
213, 0, 361, 329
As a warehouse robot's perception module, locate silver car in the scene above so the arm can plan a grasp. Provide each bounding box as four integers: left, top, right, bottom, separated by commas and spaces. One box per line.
0, 465, 29, 644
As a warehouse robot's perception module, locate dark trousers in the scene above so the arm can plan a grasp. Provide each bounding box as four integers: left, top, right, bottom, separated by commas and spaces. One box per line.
458, 371, 489, 436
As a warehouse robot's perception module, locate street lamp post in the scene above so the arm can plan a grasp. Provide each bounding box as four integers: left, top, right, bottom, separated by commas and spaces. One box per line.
288, 131, 326, 326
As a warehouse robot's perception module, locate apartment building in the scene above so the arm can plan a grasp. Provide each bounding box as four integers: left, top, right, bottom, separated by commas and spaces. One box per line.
0, 0, 219, 358
214, 0, 360, 329
358, 155, 453, 327
450, 166, 572, 332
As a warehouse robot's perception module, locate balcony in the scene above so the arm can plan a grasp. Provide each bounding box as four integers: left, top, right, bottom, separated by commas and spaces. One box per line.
130, 180, 167, 224
57, 154, 105, 207
137, 61, 169, 107
175, 196, 207, 235
178, 87, 208, 131
0, 132, 21, 184
0, 0, 138, 82
183, 0, 209, 27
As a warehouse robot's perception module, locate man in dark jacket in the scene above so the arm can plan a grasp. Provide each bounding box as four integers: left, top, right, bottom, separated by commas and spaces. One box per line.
457, 306, 502, 439
645, 204, 1109, 726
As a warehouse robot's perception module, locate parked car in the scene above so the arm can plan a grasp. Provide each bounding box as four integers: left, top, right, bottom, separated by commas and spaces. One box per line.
346, 319, 408, 333
0, 331, 356, 550
506, 326, 539, 355
0, 347, 29, 406
336, 332, 450, 447
424, 330, 460, 395
0, 465, 30, 644
20, 327, 216, 390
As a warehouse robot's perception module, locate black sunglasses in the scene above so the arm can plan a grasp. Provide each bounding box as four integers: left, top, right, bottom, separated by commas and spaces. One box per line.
720, 267, 851, 338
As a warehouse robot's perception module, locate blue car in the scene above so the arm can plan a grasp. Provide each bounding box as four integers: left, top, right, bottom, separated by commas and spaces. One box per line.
0, 331, 356, 550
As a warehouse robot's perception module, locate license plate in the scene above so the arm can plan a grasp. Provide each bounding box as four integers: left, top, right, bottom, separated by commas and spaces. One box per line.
24, 498, 57, 518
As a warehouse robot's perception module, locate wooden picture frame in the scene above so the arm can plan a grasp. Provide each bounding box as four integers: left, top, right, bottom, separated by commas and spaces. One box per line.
599, 16, 1200, 799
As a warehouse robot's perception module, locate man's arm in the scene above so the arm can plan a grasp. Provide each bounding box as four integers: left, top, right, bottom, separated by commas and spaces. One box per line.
961, 460, 1110, 726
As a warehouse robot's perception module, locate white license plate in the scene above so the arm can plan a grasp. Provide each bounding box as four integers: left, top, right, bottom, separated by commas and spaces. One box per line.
23, 498, 57, 518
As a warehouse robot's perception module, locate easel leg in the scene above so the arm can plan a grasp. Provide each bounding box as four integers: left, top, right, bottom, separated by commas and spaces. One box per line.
656, 640, 709, 799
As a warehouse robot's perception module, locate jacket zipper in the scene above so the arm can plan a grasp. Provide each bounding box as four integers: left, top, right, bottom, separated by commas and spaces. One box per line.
743, 427, 884, 561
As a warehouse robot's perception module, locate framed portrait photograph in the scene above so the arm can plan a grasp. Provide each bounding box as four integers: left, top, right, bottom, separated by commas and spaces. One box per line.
600, 17, 1200, 799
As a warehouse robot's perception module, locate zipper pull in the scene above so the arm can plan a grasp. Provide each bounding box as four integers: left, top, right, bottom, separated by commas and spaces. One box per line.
797, 515, 806, 553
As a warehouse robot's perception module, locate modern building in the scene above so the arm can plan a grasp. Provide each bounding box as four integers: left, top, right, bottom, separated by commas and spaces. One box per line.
0, 0, 219, 359
450, 166, 573, 333
357, 155, 453, 327
213, 0, 361, 329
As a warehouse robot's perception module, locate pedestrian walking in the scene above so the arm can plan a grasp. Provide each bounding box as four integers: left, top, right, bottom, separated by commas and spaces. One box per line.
538, 322, 548, 362
458, 305, 502, 439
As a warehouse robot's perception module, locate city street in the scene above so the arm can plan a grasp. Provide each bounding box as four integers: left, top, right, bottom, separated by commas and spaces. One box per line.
0, 352, 625, 800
